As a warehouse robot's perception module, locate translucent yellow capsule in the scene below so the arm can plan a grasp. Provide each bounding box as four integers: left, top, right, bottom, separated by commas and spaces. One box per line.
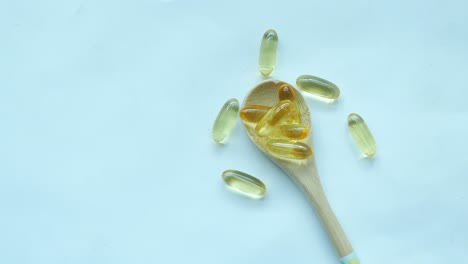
285, 103, 301, 123
212, 98, 239, 143
348, 113, 376, 157
278, 83, 307, 117
278, 84, 297, 102
255, 100, 292, 136
240, 105, 271, 123
258, 29, 278, 76
268, 123, 309, 140
222, 170, 266, 199
277, 123, 309, 139
296, 75, 340, 99
348, 258, 360, 264
265, 140, 313, 160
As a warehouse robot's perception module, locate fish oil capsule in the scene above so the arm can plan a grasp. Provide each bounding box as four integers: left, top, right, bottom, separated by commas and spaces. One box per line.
266, 140, 313, 160
240, 105, 271, 123
269, 124, 309, 140
258, 29, 278, 76
296, 75, 340, 99
348, 113, 376, 157
278, 123, 309, 139
212, 98, 239, 143
347, 257, 360, 264
278, 84, 297, 102
284, 100, 302, 124
279, 83, 309, 117
255, 100, 292, 136
222, 170, 267, 199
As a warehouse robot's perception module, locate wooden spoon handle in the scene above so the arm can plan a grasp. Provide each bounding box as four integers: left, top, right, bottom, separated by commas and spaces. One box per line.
294, 169, 359, 263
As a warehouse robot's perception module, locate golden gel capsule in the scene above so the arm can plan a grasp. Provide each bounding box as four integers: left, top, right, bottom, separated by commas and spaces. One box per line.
258, 29, 278, 76
348, 113, 376, 157
266, 140, 312, 160
279, 83, 309, 117
255, 100, 292, 136
240, 105, 271, 123
222, 170, 266, 199
278, 123, 309, 139
278, 84, 297, 102
296, 75, 340, 99
212, 98, 239, 143
287, 101, 302, 124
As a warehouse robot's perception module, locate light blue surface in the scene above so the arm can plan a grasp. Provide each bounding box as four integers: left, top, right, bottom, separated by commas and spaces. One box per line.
1, 0, 468, 263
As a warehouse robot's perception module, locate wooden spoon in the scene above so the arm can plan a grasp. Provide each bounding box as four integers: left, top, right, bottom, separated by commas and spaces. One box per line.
242, 80, 359, 264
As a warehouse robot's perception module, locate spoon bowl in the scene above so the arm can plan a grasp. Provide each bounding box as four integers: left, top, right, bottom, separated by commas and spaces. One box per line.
242, 80, 312, 153
241, 80, 359, 264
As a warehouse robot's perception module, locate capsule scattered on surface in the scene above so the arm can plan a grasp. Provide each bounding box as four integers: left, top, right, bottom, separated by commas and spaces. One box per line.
212, 98, 239, 143
348, 113, 376, 157
222, 170, 266, 199
296, 75, 340, 100
240, 105, 271, 123
347, 258, 361, 264
265, 139, 313, 160
255, 100, 292, 136
258, 29, 278, 76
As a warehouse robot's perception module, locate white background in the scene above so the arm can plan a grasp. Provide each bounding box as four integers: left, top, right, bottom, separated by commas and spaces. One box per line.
1, 0, 467, 263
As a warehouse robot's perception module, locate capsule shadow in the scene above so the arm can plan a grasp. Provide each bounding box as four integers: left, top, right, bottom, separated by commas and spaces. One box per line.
256, 74, 276, 83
